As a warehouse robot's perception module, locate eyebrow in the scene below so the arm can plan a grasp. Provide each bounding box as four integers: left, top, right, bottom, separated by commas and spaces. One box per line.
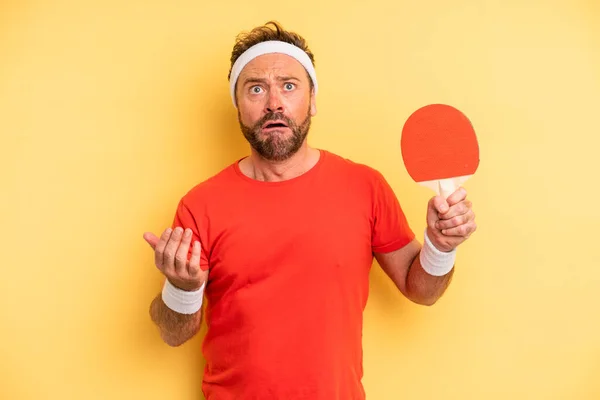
242, 76, 301, 86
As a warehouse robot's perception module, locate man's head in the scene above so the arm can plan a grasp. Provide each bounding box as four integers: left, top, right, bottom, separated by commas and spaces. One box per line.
228, 21, 317, 162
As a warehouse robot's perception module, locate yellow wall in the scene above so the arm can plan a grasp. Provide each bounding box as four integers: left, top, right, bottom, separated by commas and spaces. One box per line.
1, 0, 599, 399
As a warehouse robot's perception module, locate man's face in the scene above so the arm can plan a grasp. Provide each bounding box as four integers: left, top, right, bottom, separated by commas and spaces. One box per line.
235, 53, 317, 162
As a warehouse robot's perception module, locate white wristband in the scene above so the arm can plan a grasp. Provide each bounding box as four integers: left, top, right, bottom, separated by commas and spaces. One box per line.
161, 279, 205, 314
420, 229, 456, 276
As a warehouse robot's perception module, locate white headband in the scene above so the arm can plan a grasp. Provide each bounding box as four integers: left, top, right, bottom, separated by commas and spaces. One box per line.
229, 40, 318, 107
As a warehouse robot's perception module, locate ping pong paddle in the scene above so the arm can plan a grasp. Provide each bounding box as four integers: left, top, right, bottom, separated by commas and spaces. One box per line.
401, 104, 479, 199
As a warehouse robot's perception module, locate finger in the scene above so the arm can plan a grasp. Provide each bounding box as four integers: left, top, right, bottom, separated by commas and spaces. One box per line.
175, 228, 193, 275
436, 210, 474, 230
163, 227, 183, 273
154, 228, 173, 271
143, 232, 160, 250
446, 187, 468, 207
431, 195, 450, 215
426, 198, 441, 230
438, 200, 473, 220
441, 221, 477, 237
188, 240, 201, 278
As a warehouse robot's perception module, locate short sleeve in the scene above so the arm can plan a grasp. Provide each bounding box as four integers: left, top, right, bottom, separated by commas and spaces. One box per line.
171, 197, 210, 271
371, 171, 415, 253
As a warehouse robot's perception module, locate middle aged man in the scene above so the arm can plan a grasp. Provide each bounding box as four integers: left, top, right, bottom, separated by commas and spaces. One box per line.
145, 21, 477, 400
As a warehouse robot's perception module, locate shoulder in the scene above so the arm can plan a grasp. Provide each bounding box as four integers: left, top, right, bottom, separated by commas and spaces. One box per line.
321, 150, 389, 186
320, 150, 402, 210
177, 160, 240, 207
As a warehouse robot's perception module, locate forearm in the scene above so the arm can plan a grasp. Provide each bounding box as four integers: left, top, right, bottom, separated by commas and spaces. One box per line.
149, 293, 202, 347
405, 253, 454, 306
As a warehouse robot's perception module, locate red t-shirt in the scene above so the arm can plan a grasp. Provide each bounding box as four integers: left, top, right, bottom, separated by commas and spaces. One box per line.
171, 149, 415, 400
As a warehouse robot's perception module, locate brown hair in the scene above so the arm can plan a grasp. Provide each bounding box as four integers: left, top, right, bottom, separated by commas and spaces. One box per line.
228, 21, 315, 88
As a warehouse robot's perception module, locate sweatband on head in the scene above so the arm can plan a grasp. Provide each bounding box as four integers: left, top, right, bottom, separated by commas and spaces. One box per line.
161, 279, 205, 314
419, 229, 456, 276
229, 40, 318, 107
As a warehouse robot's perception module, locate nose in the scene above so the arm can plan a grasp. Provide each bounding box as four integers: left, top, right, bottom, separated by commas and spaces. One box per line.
265, 90, 284, 114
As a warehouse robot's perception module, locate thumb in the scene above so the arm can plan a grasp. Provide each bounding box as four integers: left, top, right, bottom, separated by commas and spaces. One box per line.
427, 196, 448, 227
142, 232, 159, 250
431, 195, 449, 215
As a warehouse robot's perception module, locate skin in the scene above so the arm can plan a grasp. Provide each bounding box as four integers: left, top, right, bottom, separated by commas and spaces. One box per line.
144, 227, 207, 346
144, 52, 477, 346
374, 187, 476, 306
235, 53, 319, 181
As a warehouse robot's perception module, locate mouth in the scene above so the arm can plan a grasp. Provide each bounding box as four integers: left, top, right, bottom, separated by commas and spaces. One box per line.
262, 120, 289, 130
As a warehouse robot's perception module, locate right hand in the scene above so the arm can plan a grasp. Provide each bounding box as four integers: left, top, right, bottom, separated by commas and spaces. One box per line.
143, 227, 208, 292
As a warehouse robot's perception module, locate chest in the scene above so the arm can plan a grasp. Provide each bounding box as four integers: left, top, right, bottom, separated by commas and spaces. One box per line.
203, 186, 375, 300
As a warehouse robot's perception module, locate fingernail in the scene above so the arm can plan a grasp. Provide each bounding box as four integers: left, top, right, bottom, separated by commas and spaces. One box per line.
185, 229, 192, 237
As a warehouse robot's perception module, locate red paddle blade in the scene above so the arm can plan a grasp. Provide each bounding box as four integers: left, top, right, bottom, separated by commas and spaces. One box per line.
401, 104, 479, 184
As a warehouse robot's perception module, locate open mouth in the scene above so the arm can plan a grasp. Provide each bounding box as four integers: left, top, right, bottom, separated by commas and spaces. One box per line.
262, 120, 288, 129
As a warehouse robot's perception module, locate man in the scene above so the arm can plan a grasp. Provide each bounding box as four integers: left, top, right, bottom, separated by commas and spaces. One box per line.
144, 21, 476, 400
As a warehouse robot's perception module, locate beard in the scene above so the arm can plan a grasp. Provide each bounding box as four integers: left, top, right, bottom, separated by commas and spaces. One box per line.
239, 108, 312, 162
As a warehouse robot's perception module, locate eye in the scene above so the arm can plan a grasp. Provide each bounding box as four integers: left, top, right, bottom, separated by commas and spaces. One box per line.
250, 86, 263, 94
284, 82, 295, 91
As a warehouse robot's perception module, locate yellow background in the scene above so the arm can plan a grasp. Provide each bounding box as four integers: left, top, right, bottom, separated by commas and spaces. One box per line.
1, 0, 599, 399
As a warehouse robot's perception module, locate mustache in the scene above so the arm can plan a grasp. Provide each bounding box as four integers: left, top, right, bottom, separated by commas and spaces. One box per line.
256, 112, 294, 128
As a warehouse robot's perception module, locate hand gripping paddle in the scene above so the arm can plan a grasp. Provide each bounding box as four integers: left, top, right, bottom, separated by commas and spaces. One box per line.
401, 104, 480, 199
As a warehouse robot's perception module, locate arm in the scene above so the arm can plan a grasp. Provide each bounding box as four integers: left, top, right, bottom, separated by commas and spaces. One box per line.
375, 239, 454, 306
144, 227, 208, 347
149, 293, 203, 347
375, 187, 476, 306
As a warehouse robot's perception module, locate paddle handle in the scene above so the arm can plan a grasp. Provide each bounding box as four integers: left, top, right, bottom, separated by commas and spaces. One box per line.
438, 179, 457, 199
418, 175, 472, 199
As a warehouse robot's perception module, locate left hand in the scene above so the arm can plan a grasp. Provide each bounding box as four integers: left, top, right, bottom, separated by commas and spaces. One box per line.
426, 187, 477, 252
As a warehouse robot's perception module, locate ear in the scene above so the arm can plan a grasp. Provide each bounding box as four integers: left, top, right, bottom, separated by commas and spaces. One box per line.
310, 89, 317, 116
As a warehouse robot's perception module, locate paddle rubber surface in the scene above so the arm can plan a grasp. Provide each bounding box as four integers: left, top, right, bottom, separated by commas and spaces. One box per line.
401, 104, 479, 182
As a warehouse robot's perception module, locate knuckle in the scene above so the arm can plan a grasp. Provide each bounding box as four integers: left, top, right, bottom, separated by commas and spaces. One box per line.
164, 250, 174, 259
164, 273, 177, 282
173, 271, 185, 281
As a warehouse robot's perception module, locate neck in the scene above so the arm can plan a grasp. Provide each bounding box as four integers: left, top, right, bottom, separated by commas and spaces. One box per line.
241, 143, 320, 182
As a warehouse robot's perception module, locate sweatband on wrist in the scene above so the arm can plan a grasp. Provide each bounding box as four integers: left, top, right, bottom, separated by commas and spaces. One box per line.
161, 279, 205, 314
229, 40, 318, 107
420, 229, 456, 276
